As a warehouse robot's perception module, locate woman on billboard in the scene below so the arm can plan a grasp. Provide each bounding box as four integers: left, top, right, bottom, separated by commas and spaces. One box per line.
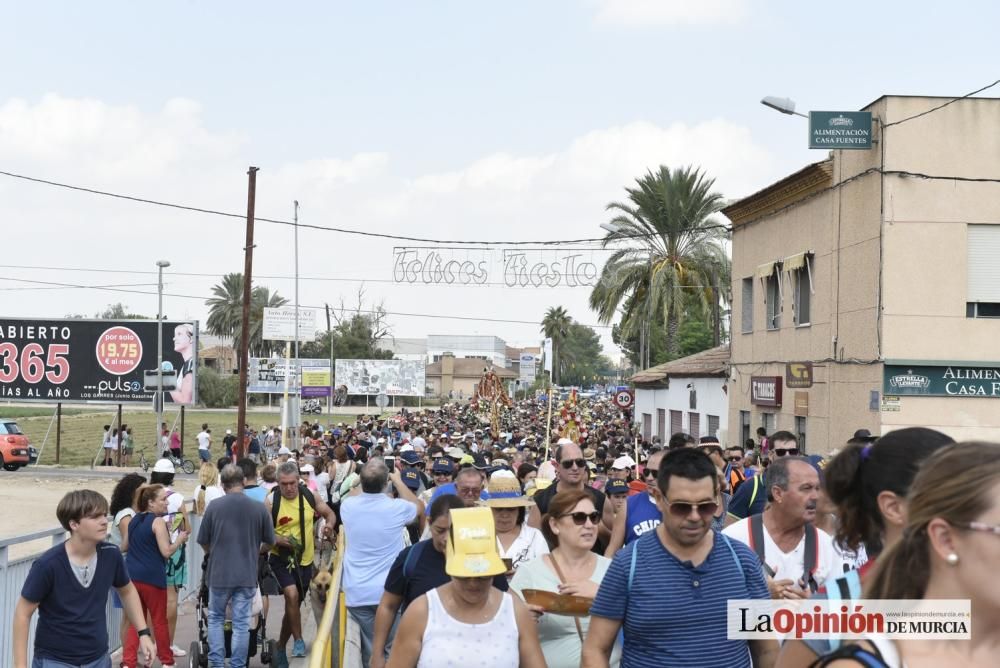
168, 323, 195, 404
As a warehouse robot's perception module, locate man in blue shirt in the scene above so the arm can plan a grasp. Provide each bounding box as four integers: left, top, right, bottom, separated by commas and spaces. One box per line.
14, 490, 156, 667
583, 449, 777, 668
603, 449, 666, 556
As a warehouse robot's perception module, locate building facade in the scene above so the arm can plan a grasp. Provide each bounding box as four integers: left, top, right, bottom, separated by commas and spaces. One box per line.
725, 95, 1000, 453
630, 346, 729, 444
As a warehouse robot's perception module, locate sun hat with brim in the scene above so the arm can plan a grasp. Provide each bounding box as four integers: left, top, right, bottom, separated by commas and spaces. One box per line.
483, 473, 535, 508
446, 447, 465, 460
611, 455, 636, 470
445, 507, 507, 578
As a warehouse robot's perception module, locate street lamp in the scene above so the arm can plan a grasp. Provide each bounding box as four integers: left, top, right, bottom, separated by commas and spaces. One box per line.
760, 96, 808, 118
600, 222, 623, 234
156, 260, 170, 453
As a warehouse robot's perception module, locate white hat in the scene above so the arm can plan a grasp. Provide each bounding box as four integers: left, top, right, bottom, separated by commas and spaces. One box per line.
225, 429, 232, 435
377, 437, 386, 444
399, 444, 414, 452
556, 437, 575, 446
152, 458, 175, 474
464, 432, 474, 439
277, 446, 292, 455
612, 455, 637, 470
300, 464, 314, 473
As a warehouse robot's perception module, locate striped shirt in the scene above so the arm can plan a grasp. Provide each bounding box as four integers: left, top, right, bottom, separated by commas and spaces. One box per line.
590, 529, 769, 668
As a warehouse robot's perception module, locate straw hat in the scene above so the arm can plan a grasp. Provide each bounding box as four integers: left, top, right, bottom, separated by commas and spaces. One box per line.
483, 471, 534, 508
445, 507, 507, 578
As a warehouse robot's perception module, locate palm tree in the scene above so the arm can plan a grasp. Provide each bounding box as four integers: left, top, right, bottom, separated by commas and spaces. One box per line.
205, 274, 289, 357
589, 165, 730, 362
540, 306, 571, 385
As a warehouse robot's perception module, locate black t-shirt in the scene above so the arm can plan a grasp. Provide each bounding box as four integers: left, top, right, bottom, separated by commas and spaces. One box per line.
533, 482, 608, 554
223, 434, 237, 453
384, 539, 508, 609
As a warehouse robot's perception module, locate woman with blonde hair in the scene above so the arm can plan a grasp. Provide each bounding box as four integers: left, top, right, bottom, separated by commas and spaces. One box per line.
820, 441, 1000, 667
193, 462, 223, 514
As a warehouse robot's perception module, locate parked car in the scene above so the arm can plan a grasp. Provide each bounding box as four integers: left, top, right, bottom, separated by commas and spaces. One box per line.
0, 420, 32, 471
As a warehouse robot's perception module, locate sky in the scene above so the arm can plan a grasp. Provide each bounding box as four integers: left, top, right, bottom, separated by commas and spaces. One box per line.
2, 0, 998, 359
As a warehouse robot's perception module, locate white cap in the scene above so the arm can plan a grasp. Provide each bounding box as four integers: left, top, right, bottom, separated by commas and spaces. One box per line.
399, 444, 414, 452
612, 455, 637, 470
300, 464, 314, 473
556, 437, 575, 446
377, 437, 386, 443
152, 458, 175, 474
225, 429, 232, 435
277, 446, 292, 455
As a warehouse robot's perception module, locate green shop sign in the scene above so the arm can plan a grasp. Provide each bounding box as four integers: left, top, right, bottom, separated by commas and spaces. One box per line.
809, 111, 872, 150
884, 363, 1000, 397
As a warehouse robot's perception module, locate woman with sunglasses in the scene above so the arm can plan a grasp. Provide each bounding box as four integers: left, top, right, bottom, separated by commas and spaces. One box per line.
511, 489, 622, 668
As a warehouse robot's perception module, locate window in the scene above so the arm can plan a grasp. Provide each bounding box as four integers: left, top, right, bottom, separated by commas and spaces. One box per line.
787, 253, 813, 326
761, 412, 775, 434
642, 413, 652, 441
766, 273, 781, 330
670, 410, 683, 435
707, 414, 720, 438
795, 416, 807, 454
657, 409, 666, 441
968, 225, 1000, 318
741, 277, 754, 333
740, 410, 750, 446
688, 413, 700, 439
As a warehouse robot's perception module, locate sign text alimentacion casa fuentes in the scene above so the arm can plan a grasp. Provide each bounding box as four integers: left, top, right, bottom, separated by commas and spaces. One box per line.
808, 111, 873, 150
884, 364, 1000, 397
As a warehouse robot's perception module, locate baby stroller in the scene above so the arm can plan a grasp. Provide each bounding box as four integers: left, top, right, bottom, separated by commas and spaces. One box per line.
188, 554, 278, 666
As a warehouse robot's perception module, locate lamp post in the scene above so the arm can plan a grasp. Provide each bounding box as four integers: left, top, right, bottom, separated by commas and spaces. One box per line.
156, 260, 170, 451
760, 96, 809, 118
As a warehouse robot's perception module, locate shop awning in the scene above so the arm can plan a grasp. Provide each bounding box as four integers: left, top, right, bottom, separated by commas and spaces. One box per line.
755, 261, 777, 280
783, 252, 808, 272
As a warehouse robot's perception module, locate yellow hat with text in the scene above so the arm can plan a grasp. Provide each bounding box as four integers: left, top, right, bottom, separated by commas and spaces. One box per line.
445, 507, 507, 578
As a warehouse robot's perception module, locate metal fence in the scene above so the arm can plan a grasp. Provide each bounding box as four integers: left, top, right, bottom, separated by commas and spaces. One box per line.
0, 503, 203, 668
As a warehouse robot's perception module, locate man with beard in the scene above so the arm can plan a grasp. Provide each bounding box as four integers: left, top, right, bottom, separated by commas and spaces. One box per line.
723, 455, 845, 599
582, 449, 775, 668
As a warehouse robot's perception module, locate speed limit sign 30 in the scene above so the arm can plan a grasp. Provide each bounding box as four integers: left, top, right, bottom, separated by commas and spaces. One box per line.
614, 389, 634, 409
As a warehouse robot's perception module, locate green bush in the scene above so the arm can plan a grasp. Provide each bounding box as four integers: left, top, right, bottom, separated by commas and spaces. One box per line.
198, 366, 239, 408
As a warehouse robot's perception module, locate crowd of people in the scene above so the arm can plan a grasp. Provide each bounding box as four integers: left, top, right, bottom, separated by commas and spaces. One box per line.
12, 391, 1000, 668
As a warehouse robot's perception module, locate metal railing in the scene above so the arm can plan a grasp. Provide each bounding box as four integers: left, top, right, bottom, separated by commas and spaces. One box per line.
0, 503, 203, 668
307, 532, 362, 668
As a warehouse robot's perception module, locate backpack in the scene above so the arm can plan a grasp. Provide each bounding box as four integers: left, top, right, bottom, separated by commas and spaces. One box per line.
626, 533, 747, 594
748, 513, 819, 592
270, 484, 317, 551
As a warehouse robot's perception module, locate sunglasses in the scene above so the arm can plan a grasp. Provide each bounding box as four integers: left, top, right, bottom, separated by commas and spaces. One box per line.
642, 468, 658, 478
774, 448, 799, 457
561, 511, 601, 526
726, 456, 744, 463
561, 458, 587, 469
665, 500, 719, 518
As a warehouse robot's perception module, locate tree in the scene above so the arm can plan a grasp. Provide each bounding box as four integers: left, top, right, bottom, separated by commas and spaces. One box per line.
612, 292, 725, 367
205, 273, 288, 357
299, 289, 393, 361
95, 303, 150, 319
540, 306, 571, 384
558, 321, 616, 387
589, 165, 730, 362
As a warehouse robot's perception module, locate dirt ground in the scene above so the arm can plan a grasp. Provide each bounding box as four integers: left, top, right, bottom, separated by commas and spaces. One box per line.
1, 474, 119, 560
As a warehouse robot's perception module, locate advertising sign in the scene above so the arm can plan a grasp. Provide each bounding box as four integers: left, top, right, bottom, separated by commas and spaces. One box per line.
808, 111, 873, 150
262, 307, 316, 342
0, 318, 198, 403
884, 363, 1000, 397
785, 362, 814, 389
335, 359, 425, 396
750, 376, 783, 407
519, 353, 537, 384
246, 358, 331, 395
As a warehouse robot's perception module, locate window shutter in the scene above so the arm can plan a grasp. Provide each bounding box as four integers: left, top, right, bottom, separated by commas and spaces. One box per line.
968, 225, 1000, 302
741, 278, 753, 333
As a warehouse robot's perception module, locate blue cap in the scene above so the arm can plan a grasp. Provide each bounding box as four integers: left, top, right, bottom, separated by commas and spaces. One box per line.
400, 451, 421, 465
806, 454, 827, 481
432, 458, 454, 474
605, 479, 629, 495
402, 468, 421, 490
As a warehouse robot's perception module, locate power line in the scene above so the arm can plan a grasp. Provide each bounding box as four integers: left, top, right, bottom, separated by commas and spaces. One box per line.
0, 275, 615, 329
883, 77, 1000, 128
0, 168, 731, 246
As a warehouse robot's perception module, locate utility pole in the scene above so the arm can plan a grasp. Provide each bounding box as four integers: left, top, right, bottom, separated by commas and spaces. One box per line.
293, 201, 300, 431
235, 166, 259, 460
326, 303, 333, 417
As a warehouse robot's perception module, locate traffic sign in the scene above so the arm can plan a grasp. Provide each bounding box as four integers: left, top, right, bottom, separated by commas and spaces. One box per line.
614, 389, 633, 409
376, 393, 389, 410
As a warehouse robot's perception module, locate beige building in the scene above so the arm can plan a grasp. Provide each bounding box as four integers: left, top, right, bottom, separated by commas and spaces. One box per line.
425, 353, 516, 399
725, 95, 1000, 453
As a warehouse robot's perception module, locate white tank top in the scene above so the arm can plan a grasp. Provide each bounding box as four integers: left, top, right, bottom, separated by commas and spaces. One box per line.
417, 588, 520, 668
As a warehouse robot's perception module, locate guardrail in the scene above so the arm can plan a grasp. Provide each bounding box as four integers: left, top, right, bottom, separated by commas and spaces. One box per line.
307, 532, 362, 668
0, 502, 203, 668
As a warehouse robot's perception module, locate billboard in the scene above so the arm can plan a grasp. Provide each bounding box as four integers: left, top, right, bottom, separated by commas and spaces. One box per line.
519, 353, 537, 384
0, 318, 198, 404
247, 357, 331, 396
335, 359, 425, 396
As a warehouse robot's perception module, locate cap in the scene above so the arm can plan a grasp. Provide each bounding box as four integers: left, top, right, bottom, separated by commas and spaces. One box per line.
402, 468, 421, 490
377, 437, 387, 444
556, 437, 575, 446
277, 446, 292, 455
699, 435, 721, 446
459, 454, 475, 466
432, 458, 454, 473
611, 455, 636, 470
400, 451, 421, 465
850, 429, 878, 442
225, 429, 232, 435
483, 473, 534, 508
446, 447, 465, 460
471, 453, 491, 470
464, 432, 475, 439
605, 479, 630, 495
300, 464, 314, 473
474, 428, 483, 435
152, 458, 175, 474
583, 448, 596, 461
399, 444, 414, 452
445, 507, 506, 578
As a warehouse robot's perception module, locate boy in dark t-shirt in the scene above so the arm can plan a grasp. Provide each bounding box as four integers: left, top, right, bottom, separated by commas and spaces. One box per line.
14, 490, 155, 667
